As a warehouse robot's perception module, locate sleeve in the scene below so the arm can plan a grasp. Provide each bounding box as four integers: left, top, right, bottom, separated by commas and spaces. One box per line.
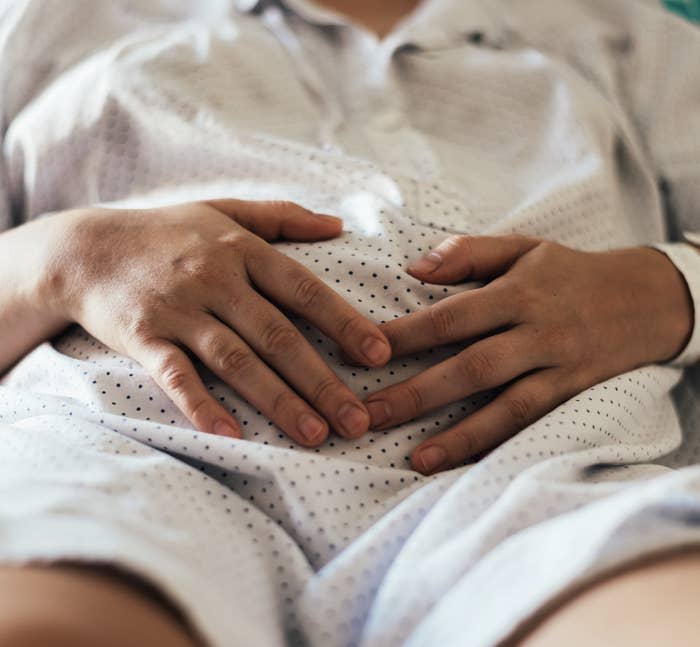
621, 3, 700, 366
651, 242, 700, 365
0, 2, 22, 234
0, 0, 61, 233
0, 163, 10, 234
0, 0, 173, 234
495, 0, 700, 365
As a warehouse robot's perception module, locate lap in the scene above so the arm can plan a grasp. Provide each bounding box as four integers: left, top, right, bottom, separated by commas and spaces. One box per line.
2, 371, 700, 646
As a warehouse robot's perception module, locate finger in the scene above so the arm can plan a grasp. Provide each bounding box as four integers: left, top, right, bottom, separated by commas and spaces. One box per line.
409, 368, 568, 475
379, 282, 513, 357
203, 199, 343, 242
365, 328, 540, 430
180, 316, 331, 447
246, 248, 392, 368
407, 234, 540, 284
134, 339, 243, 439
212, 288, 371, 440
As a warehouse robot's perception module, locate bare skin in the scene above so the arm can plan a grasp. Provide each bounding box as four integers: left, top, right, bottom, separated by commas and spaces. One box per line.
0, 1, 698, 645
0, 200, 391, 446
515, 550, 700, 647
314, 0, 423, 38
315, 2, 696, 475
0, 565, 199, 647
366, 235, 693, 474
2, 205, 692, 468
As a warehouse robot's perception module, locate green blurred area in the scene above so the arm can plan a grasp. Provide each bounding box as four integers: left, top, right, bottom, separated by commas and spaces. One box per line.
663, 0, 700, 23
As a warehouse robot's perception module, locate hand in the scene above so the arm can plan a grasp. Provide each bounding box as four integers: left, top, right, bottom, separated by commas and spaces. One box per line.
364, 235, 693, 474
51, 200, 391, 445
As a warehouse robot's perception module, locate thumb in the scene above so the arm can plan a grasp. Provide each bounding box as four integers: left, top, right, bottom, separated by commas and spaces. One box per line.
204, 199, 343, 242
407, 234, 540, 284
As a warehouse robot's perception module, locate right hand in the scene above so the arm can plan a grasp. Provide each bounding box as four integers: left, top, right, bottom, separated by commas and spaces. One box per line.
47, 199, 391, 446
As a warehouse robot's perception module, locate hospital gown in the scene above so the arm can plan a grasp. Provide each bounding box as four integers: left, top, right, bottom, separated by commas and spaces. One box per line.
1, 0, 700, 645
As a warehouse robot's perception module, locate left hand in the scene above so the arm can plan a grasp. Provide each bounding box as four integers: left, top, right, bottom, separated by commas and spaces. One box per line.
364, 235, 693, 475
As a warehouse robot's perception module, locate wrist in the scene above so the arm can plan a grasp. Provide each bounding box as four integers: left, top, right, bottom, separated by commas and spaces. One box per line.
35, 209, 88, 329
0, 210, 83, 372
639, 246, 694, 363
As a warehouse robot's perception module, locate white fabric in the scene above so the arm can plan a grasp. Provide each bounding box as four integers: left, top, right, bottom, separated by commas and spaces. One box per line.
652, 242, 700, 365
1, 1, 700, 645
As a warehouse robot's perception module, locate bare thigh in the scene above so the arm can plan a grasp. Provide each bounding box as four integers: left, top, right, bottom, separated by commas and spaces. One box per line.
0, 564, 200, 647
514, 548, 700, 647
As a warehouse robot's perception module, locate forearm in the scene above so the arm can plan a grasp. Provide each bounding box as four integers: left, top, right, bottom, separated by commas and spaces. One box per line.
0, 213, 73, 374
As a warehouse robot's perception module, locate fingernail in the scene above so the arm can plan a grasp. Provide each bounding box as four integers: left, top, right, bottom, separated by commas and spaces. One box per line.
415, 445, 447, 473
366, 400, 391, 428
213, 420, 240, 438
297, 413, 327, 444
361, 336, 390, 365
408, 252, 442, 275
337, 402, 369, 438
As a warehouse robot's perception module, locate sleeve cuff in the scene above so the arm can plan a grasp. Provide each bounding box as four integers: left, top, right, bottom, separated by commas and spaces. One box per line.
651, 240, 700, 367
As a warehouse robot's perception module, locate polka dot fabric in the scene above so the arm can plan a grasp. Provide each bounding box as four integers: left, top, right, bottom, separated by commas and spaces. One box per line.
2, 1, 700, 646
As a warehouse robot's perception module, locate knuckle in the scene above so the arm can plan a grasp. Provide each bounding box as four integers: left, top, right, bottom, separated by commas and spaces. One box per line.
451, 426, 476, 458
293, 275, 325, 309
272, 199, 303, 214
402, 382, 425, 418
124, 313, 155, 343
428, 304, 458, 343
202, 333, 229, 359
536, 239, 559, 255
219, 234, 248, 256
189, 397, 211, 421
172, 252, 212, 281
310, 376, 341, 408
218, 346, 255, 376
225, 291, 244, 312
449, 235, 477, 269
504, 232, 539, 257
449, 234, 474, 255
505, 394, 534, 426
260, 322, 300, 357
459, 350, 498, 389
526, 240, 562, 267
271, 390, 298, 417
156, 356, 189, 394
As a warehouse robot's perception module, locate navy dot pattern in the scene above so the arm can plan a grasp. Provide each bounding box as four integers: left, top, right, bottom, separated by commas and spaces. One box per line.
2, 1, 700, 646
